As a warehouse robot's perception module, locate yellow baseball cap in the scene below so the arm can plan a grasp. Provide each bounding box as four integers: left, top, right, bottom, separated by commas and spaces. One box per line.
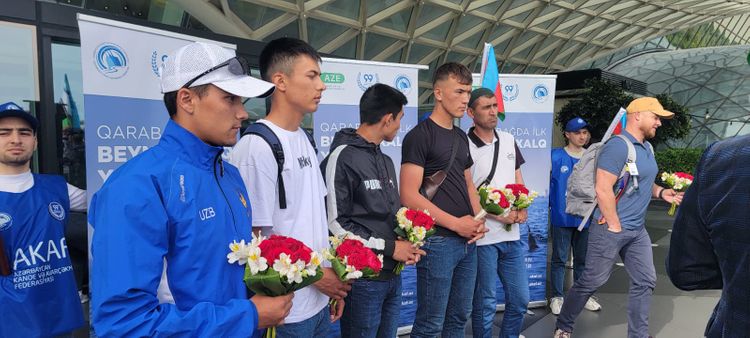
626, 97, 674, 119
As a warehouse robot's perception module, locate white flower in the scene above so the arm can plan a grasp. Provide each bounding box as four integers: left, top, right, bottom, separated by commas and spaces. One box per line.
273, 253, 295, 282
344, 262, 363, 280
250, 232, 266, 247
247, 246, 268, 274
396, 207, 412, 230
287, 259, 305, 284
227, 240, 250, 265
413, 226, 427, 242
304, 251, 322, 277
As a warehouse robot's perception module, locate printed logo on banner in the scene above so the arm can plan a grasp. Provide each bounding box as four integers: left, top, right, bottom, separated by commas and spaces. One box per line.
357, 72, 379, 91
0, 212, 12, 231
502, 84, 519, 102
48, 202, 66, 221
94, 43, 129, 79
532, 84, 549, 103
394, 75, 412, 95
321, 72, 345, 90
151, 51, 169, 77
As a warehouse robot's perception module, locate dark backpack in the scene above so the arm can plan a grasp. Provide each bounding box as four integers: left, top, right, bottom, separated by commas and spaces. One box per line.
242, 123, 317, 209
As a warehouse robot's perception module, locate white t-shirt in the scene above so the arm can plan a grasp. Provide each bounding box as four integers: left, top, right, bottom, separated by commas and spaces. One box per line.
0, 171, 86, 211
469, 130, 520, 245
229, 119, 329, 324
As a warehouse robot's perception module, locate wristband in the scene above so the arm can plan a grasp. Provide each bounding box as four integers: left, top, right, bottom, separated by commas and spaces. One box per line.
658, 188, 665, 200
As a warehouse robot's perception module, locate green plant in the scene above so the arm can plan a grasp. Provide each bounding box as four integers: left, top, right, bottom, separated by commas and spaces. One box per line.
655, 148, 704, 177
651, 94, 691, 146
556, 79, 691, 147
557, 79, 632, 142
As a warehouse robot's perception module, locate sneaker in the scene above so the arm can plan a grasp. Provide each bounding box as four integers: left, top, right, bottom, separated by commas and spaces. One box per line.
550, 296, 564, 315
584, 296, 602, 311
553, 328, 572, 338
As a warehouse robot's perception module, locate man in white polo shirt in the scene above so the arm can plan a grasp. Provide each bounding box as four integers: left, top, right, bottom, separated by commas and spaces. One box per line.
467, 88, 529, 338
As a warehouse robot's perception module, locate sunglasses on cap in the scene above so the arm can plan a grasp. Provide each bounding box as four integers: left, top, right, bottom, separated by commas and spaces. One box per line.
181, 56, 250, 89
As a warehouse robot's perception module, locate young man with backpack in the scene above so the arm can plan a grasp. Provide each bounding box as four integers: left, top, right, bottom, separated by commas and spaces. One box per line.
229, 38, 350, 337
548, 117, 602, 315
554, 97, 683, 338
321, 83, 426, 338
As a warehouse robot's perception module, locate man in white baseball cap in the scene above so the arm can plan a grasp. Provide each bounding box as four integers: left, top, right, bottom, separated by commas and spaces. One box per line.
89, 41, 292, 336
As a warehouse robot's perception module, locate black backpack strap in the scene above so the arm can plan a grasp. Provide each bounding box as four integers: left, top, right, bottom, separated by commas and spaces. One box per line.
242, 123, 288, 209
480, 130, 501, 188
302, 128, 318, 155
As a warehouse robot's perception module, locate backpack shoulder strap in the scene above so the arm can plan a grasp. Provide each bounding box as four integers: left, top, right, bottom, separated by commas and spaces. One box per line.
302, 128, 318, 155
612, 134, 640, 191
242, 123, 288, 209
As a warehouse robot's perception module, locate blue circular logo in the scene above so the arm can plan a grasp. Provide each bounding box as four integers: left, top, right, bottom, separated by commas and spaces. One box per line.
394, 75, 412, 95
48, 202, 66, 221
94, 43, 129, 79
532, 84, 549, 103
0, 213, 12, 231
357, 72, 379, 91
502, 84, 519, 102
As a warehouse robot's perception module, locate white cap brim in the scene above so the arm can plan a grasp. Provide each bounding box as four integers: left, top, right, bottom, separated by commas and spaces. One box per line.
212, 75, 275, 98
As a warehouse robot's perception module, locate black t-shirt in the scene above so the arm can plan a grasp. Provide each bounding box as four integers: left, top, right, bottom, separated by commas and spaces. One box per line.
402, 118, 474, 237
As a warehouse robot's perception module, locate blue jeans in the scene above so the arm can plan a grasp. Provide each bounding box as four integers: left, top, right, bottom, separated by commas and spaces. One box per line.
556, 223, 656, 338
551, 226, 590, 297
340, 277, 402, 338
411, 235, 477, 338
276, 305, 329, 338
471, 240, 529, 338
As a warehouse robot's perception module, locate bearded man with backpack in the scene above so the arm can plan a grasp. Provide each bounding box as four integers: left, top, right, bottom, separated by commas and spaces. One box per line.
554, 97, 683, 338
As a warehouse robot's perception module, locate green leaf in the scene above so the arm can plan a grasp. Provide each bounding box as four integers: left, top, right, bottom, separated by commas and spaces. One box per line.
330, 257, 349, 281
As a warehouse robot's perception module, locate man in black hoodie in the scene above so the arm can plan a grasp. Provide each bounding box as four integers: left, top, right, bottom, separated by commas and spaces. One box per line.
321, 83, 426, 338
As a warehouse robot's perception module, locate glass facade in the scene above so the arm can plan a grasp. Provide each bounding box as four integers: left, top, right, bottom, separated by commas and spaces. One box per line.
609, 45, 750, 148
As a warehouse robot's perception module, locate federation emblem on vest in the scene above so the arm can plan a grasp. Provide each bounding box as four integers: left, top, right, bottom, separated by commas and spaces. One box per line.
561, 165, 569, 173
48, 202, 66, 221
0, 212, 12, 231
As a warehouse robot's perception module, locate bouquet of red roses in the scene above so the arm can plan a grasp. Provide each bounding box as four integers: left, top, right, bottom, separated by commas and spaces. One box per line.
325, 233, 383, 281
502, 184, 539, 231
227, 233, 323, 338
660, 172, 693, 216
475, 185, 513, 230
393, 207, 436, 274
324, 233, 383, 307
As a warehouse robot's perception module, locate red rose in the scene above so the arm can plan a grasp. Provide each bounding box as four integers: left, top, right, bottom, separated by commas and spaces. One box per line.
366, 251, 382, 273
405, 209, 419, 221
505, 184, 529, 197
412, 212, 434, 230
498, 193, 510, 209
259, 235, 314, 263
675, 172, 693, 180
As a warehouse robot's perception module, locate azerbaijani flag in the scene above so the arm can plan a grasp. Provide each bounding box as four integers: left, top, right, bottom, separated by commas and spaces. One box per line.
479, 43, 506, 120
603, 107, 627, 139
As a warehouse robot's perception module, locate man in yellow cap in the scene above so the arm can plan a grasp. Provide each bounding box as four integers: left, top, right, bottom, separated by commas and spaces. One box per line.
554, 97, 683, 338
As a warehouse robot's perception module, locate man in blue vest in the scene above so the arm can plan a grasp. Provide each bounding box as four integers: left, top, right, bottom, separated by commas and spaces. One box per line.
89, 42, 293, 337
0, 102, 85, 337
548, 117, 601, 315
